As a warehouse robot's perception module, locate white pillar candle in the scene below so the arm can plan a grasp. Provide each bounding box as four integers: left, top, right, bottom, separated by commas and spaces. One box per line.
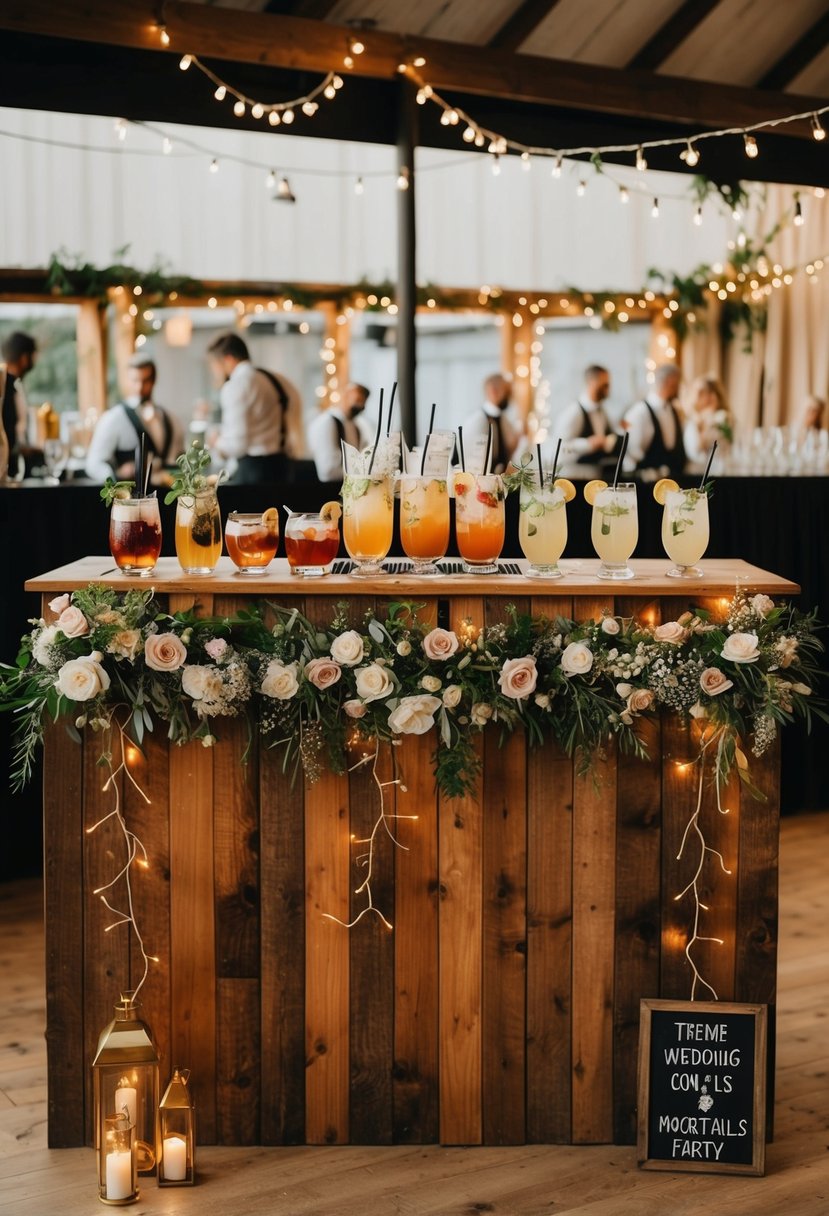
106, 1149, 133, 1201
163, 1134, 187, 1181
114, 1084, 137, 1127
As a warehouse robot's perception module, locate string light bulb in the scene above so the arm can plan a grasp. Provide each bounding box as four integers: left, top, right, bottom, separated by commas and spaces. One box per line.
162, 136, 173, 155
681, 140, 700, 167
349, 36, 365, 56
233, 99, 245, 118
521, 151, 532, 171
214, 85, 226, 101
576, 179, 586, 197
744, 133, 759, 158
815, 186, 826, 199
636, 145, 647, 171
251, 102, 265, 120
268, 111, 281, 126
274, 176, 296, 203
282, 108, 295, 124
651, 197, 660, 218
794, 196, 804, 226
811, 113, 826, 141
114, 118, 127, 142
619, 185, 629, 204
179, 54, 192, 71
551, 154, 562, 178
324, 83, 336, 99
462, 125, 476, 143
490, 154, 501, 177
265, 169, 276, 189
397, 165, 411, 190
157, 24, 170, 47
354, 176, 364, 195
694, 205, 703, 226
209, 158, 219, 174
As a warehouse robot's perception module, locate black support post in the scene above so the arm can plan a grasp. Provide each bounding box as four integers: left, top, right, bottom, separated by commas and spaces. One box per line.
396, 77, 417, 444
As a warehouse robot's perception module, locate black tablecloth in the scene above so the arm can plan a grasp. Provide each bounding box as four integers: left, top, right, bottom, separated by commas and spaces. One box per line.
2, 476, 826, 877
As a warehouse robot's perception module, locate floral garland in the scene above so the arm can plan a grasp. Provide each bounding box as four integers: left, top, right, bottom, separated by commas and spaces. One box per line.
1, 585, 825, 799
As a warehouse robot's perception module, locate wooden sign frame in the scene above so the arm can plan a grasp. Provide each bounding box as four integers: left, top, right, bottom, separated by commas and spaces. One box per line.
637, 999, 767, 1176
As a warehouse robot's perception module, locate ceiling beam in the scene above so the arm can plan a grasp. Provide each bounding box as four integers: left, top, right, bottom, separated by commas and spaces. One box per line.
0, 0, 826, 138
627, 0, 723, 72
757, 11, 829, 91
487, 0, 562, 53
263, 0, 340, 17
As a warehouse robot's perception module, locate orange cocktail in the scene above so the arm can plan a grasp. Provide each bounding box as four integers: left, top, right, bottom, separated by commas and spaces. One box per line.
342, 473, 393, 577
399, 475, 450, 575
453, 472, 505, 574
285, 512, 340, 576
225, 511, 279, 575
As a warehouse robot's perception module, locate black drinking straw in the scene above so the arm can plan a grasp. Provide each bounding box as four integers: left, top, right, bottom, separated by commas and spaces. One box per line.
550, 437, 562, 482
143, 455, 152, 497
458, 426, 466, 472
386, 381, 398, 436
612, 431, 629, 489
420, 402, 437, 475
484, 423, 494, 476
536, 442, 544, 482
134, 435, 145, 498
367, 388, 385, 475
700, 439, 718, 489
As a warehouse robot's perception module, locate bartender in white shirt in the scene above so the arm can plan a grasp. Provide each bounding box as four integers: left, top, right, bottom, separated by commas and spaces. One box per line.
85, 357, 185, 483
553, 365, 620, 467
623, 363, 687, 477
307, 383, 374, 482
459, 373, 522, 473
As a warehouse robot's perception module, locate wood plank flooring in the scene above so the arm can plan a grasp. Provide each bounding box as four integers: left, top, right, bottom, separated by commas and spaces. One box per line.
1, 813, 827, 1216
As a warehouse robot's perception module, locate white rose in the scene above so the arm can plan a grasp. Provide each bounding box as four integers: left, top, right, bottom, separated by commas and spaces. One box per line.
354, 663, 394, 702
534, 693, 550, 710
442, 684, 462, 708
32, 624, 59, 667
182, 665, 223, 701
654, 621, 688, 645
750, 594, 775, 618
343, 699, 367, 718
330, 630, 365, 667
48, 594, 70, 615
601, 617, 620, 635
699, 667, 734, 696
471, 702, 493, 726
388, 694, 442, 735
260, 661, 299, 700
627, 688, 655, 713
721, 632, 761, 664
498, 656, 538, 700
560, 642, 593, 677
56, 605, 89, 639
791, 682, 812, 696
144, 633, 188, 672
304, 657, 342, 690
615, 682, 633, 699
204, 637, 229, 661
201, 734, 216, 748
107, 629, 141, 660
422, 628, 460, 661
56, 655, 111, 702
396, 639, 412, 657
421, 675, 442, 693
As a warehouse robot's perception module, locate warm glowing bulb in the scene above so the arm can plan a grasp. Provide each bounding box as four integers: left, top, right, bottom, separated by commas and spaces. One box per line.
651, 198, 660, 217
397, 167, 410, 189
682, 141, 699, 167
349, 37, 365, 55
282, 108, 295, 124
619, 186, 629, 204
251, 102, 264, 120
462, 125, 476, 142
354, 176, 364, 195
636, 145, 647, 171
209, 158, 219, 174
266, 169, 276, 189
158, 25, 170, 46
694, 205, 703, 226
214, 84, 226, 101
576, 179, 586, 197
794, 199, 804, 226
114, 118, 127, 142
551, 155, 562, 178
744, 133, 759, 158
521, 151, 531, 171
179, 54, 192, 71
812, 113, 826, 141
269, 111, 281, 126
233, 99, 245, 118
302, 101, 318, 116
491, 154, 500, 177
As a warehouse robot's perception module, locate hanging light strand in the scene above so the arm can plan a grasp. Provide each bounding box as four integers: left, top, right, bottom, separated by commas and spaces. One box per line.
177, 53, 345, 125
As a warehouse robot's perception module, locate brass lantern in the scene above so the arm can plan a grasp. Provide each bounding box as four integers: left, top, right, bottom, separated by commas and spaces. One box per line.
97, 1112, 138, 1205
158, 1068, 196, 1186
92, 992, 160, 1176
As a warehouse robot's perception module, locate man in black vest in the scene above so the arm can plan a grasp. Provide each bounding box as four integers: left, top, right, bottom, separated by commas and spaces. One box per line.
553, 365, 620, 468
1, 331, 36, 459
85, 358, 185, 483
624, 363, 687, 477
307, 383, 373, 482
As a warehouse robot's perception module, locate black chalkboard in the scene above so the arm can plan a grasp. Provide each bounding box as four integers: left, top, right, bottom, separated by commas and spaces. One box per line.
637, 999, 767, 1176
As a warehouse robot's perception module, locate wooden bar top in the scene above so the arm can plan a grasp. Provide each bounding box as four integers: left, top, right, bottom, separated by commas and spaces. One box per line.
26, 556, 800, 597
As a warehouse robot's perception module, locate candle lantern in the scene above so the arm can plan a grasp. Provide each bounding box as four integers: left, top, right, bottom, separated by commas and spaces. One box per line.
93, 993, 160, 1176
158, 1068, 196, 1186
97, 1112, 138, 1205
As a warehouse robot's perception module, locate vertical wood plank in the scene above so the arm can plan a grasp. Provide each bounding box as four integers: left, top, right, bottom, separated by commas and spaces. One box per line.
660, 713, 699, 1000
481, 596, 527, 1146
217, 977, 260, 1144
527, 594, 573, 1145
439, 596, 483, 1145
571, 593, 616, 1144
42, 717, 85, 1146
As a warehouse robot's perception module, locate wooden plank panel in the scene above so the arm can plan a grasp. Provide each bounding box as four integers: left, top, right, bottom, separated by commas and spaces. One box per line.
527, 594, 573, 1145
481, 596, 528, 1146
216, 977, 260, 1145
439, 596, 483, 1145
42, 716, 85, 1147
659, 713, 699, 1000
571, 593, 616, 1144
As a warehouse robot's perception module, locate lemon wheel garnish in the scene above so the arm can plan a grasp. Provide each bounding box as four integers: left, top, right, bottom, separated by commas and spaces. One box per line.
261, 507, 279, 529
583, 479, 608, 506
553, 477, 576, 503
320, 500, 342, 523
653, 478, 680, 506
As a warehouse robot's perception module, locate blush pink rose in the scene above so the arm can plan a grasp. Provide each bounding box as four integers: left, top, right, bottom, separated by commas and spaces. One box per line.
144, 632, 188, 672
48, 594, 70, 615
304, 657, 342, 690
56, 605, 90, 638
654, 621, 688, 645
700, 667, 734, 696
204, 637, 229, 661
343, 699, 367, 718
422, 628, 460, 661
498, 656, 538, 700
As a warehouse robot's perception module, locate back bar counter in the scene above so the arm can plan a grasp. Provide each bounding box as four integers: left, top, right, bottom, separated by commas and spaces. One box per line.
29, 557, 797, 1149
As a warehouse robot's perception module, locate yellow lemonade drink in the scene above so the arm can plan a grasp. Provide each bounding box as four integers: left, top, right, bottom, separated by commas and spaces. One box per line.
662, 488, 709, 576
519, 476, 567, 578
342, 473, 394, 576
175, 489, 222, 575
455, 472, 505, 574
400, 475, 450, 574
591, 483, 637, 579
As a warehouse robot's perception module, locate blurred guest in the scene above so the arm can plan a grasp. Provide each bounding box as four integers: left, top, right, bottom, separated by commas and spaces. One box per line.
460, 373, 522, 473
85, 357, 185, 483
307, 383, 374, 482
797, 394, 825, 440
1, 330, 36, 455
553, 365, 621, 468
624, 363, 687, 476
683, 375, 733, 469
206, 333, 304, 483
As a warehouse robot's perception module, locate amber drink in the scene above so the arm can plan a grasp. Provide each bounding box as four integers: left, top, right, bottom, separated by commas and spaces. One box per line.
109, 494, 162, 576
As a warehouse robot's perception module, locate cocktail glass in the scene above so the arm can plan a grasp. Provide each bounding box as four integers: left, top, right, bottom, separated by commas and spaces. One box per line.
109, 493, 162, 577
225, 511, 279, 575
175, 487, 222, 575
285, 512, 340, 577
43, 438, 68, 484
342, 473, 393, 577
518, 472, 567, 579
662, 487, 709, 578
399, 474, 450, 575
591, 482, 638, 580
454, 472, 505, 575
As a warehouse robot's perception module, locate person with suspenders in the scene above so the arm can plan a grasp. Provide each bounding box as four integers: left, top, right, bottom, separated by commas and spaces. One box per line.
552, 364, 621, 471
307, 383, 374, 482
623, 363, 687, 477
85, 356, 185, 483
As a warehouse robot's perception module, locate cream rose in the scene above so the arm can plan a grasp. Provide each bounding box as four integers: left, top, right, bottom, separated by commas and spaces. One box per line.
601, 617, 620, 635
498, 656, 538, 700
626, 688, 655, 713
471, 702, 493, 726
354, 663, 394, 702
330, 630, 364, 667
750, 594, 775, 618
304, 657, 342, 690
204, 637, 229, 661
534, 693, 550, 710
442, 684, 462, 709
108, 629, 141, 660
343, 699, 367, 718
421, 675, 442, 693
560, 642, 593, 677
48, 593, 70, 615
260, 661, 299, 700
388, 694, 441, 735
396, 639, 412, 657
56, 605, 89, 639
654, 621, 688, 645
144, 632, 187, 672
422, 628, 460, 661
182, 665, 223, 702
699, 667, 734, 696
615, 682, 633, 699
56, 655, 111, 702
721, 632, 761, 663
32, 624, 59, 667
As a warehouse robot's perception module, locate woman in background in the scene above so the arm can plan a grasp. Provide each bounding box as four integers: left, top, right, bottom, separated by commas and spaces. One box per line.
683, 375, 733, 472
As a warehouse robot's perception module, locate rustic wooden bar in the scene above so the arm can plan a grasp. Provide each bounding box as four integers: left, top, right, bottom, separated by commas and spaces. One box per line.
28, 557, 797, 1149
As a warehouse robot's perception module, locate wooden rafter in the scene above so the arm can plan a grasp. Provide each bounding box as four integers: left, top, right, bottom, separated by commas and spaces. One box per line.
758, 11, 829, 91
487, 0, 562, 53
627, 0, 724, 72
263, 0, 340, 17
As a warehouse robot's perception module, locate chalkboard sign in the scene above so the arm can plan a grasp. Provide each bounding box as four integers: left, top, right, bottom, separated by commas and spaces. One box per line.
637, 999, 767, 1176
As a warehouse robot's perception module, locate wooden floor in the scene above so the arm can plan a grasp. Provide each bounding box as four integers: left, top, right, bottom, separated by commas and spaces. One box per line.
0, 815, 827, 1216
